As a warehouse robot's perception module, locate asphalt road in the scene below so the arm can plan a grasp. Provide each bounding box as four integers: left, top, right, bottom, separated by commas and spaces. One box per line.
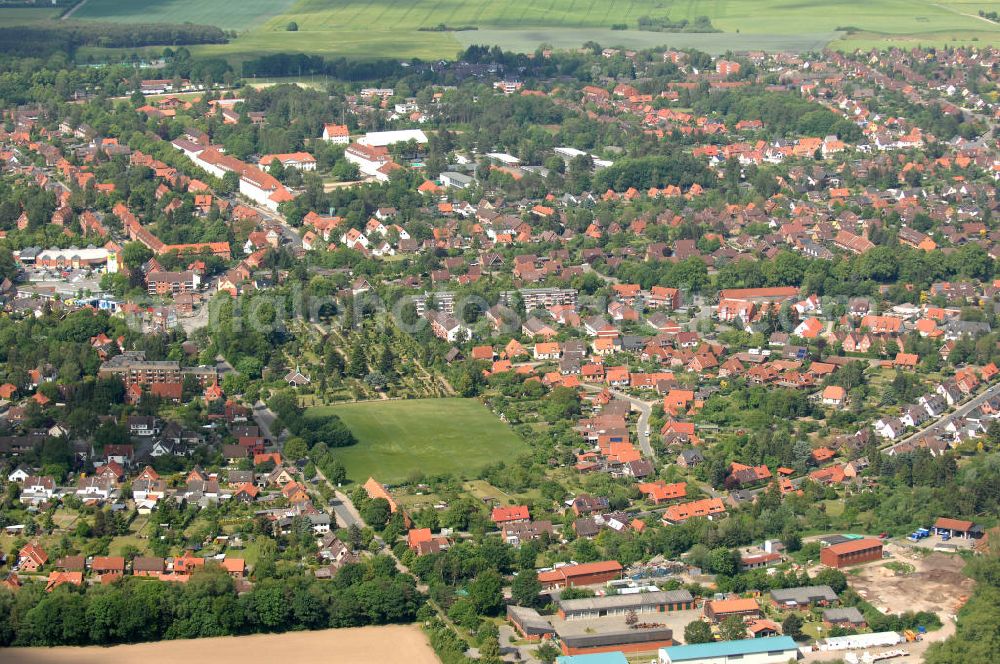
607, 387, 656, 458
582, 383, 656, 458
252, 402, 280, 449
239, 198, 303, 249
885, 379, 1000, 453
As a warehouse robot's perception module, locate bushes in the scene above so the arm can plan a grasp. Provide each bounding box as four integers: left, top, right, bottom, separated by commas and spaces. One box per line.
268, 391, 356, 448
425, 618, 473, 664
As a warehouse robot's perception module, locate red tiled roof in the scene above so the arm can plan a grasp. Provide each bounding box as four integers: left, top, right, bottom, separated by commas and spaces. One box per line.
491, 505, 529, 523
826, 538, 882, 555
537, 560, 622, 583
934, 517, 973, 531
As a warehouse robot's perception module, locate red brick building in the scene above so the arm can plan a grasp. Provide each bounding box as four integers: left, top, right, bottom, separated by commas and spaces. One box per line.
820, 538, 883, 568
537, 561, 623, 590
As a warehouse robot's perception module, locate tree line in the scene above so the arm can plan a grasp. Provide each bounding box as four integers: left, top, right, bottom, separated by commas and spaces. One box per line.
0, 22, 227, 58
240, 53, 410, 81
0, 557, 422, 647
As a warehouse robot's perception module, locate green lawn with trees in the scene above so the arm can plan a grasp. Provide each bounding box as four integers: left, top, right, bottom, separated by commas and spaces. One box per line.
310, 398, 527, 484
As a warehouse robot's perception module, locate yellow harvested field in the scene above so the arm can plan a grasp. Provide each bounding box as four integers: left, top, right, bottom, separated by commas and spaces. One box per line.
3, 624, 439, 664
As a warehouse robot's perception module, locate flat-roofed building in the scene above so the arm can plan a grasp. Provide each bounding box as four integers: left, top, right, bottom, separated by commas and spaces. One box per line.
557, 624, 673, 656
557, 590, 694, 620
507, 605, 554, 641
659, 636, 799, 664
357, 129, 428, 147
502, 287, 578, 310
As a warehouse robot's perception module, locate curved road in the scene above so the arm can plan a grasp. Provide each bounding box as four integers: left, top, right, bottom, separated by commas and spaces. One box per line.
609, 388, 656, 458
582, 384, 656, 458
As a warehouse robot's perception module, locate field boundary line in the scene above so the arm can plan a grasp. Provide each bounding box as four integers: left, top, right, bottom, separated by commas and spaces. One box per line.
61, 0, 87, 20
928, 2, 1000, 26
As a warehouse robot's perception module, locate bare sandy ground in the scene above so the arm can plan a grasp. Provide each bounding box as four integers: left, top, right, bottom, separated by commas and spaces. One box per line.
3, 624, 439, 664
849, 548, 973, 615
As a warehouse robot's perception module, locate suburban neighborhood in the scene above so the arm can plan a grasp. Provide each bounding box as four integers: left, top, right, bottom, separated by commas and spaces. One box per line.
0, 20, 996, 664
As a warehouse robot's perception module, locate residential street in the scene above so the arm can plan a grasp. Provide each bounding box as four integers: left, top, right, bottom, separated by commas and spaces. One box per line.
582, 384, 657, 458
251, 401, 279, 445
240, 198, 303, 249
607, 388, 656, 458
884, 379, 1000, 453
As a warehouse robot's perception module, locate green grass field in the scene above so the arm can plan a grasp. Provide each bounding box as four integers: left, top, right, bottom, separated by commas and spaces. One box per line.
310, 398, 527, 484
185, 0, 1000, 61
71, 0, 298, 31
4, 0, 1000, 61
0, 6, 62, 26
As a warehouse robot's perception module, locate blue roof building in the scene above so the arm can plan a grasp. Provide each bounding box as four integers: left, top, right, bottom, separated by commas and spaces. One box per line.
557, 653, 629, 664
659, 636, 799, 664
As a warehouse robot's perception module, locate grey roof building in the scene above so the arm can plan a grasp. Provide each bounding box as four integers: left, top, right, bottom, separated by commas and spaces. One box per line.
770, 585, 838, 606
823, 607, 866, 625
558, 590, 694, 620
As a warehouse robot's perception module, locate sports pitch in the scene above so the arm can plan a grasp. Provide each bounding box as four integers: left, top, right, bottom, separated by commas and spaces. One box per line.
309, 398, 527, 484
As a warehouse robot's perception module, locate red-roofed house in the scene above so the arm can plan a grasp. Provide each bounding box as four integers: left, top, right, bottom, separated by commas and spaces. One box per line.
491, 505, 530, 525
536, 561, 623, 590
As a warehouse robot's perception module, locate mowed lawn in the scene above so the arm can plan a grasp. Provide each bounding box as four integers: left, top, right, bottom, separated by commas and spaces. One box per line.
311, 398, 526, 484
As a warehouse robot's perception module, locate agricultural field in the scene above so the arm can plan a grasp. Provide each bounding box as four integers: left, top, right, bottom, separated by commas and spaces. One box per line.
2, 0, 999, 59
310, 398, 527, 484
3, 624, 440, 664
61, 0, 999, 62
456, 28, 839, 55
70, 0, 298, 31
0, 6, 63, 27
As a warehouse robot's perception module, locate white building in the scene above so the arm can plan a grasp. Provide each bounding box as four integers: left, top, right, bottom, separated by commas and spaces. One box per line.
345, 144, 392, 177
439, 171, 474, 189
357, 129, 428, 147
19, 476, 55, 505
259, 152, 317, 172
486, 152, 521, 165
341, 228, 369, 251
554, 146, 614, 169
239, 168, 292, 212
818, 631, 902, 651
322, 123, 350, 144
33, 246, 113, 272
